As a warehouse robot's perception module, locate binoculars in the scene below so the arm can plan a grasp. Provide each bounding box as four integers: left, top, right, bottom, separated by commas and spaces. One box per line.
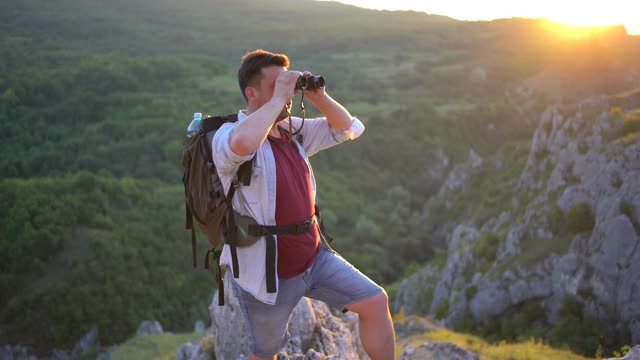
296, 74, 325, 91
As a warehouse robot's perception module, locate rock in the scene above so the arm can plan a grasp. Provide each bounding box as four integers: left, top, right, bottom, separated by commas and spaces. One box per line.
0, 345, 38, 360
393, 265, 440, 315
175, 335, 215, 360
71, 326, 99, 358
136, 320, 163, 336
508, 275, 552, 305
96, 346, 115, 360
607, 345, 640, 360
399, 341, 479, 360
194, 320, 206, 332
632, 320, 640, 347
304, 348, 325, 360
208, 273, 367, 359
469, 280, 508, 324
439, 150, 483, 196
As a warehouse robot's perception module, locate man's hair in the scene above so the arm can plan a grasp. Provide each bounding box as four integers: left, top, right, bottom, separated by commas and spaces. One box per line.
238, 49, 290, 103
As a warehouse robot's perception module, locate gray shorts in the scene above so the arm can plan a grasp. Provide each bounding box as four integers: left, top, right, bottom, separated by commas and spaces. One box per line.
231, 246, 383, 357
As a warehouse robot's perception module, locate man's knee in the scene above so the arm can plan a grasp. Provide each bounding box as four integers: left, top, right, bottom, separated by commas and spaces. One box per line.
347, 289, 390, 316
249, 353, 276, 360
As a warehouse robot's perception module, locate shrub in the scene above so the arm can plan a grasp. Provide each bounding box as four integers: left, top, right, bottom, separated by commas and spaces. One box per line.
565, 203, 594, 234
549, 297, 604, 356
620, 201, 640, 232
621, 114, 640, 135
610, 106, 623, 115
465, 285, 478, 300
435, 299, 450, 320
620, 201, 635, 220
474, 231, 500, 262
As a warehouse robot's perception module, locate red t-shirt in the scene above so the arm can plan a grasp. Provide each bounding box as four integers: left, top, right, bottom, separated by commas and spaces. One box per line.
268, 128, 320, 279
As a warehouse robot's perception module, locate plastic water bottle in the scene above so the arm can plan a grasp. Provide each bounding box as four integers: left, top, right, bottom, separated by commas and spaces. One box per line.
187, 112, 202, 135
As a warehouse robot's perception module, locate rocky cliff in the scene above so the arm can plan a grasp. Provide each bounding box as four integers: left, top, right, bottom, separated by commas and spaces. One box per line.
177, 273, 369, 360
395, 89, 640, 348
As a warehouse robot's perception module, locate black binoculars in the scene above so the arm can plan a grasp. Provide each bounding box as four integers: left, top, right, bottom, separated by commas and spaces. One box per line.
296, 74, 325, 91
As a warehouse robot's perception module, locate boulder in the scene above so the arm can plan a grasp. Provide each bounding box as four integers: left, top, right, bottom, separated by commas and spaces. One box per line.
206, 273, 368, 359
468, 280, 509, 324
136, 320, 163, 336
194, 320, 206, 333
399, 341, 479, 360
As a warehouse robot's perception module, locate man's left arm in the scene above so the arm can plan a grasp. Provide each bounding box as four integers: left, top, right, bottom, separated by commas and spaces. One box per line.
292, 88, 365, 157
305, 90, 353, 131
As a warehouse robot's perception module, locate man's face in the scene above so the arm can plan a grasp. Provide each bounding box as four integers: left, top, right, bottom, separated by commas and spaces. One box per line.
251, 65, 291, 120
253, 65, 285, 107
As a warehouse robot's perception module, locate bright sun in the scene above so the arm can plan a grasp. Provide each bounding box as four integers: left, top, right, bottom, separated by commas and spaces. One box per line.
543, 3, 634, 27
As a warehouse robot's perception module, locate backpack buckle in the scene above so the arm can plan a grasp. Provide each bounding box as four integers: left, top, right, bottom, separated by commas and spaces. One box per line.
296, 219, 311, 233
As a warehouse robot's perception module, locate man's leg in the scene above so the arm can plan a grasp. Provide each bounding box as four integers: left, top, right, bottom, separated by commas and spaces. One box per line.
305, 247, 397, 360
345, 291, 396, 360
231, 277, 306, 360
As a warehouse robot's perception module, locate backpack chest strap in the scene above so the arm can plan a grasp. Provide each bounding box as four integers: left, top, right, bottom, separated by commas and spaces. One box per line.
247, 216, 317, 237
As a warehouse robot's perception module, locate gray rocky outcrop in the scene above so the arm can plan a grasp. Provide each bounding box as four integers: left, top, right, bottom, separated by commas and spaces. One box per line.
607, 346, 640, 360
398, 341, 479, 360
396, 90, 640, 345
439, 149, 483, 199
178, 273, 368, 360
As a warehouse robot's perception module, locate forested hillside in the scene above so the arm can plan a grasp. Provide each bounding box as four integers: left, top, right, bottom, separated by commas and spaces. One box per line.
2, 0, 639, 355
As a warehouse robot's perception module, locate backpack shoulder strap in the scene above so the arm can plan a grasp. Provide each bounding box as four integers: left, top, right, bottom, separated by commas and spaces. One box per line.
202, 113, 238, 133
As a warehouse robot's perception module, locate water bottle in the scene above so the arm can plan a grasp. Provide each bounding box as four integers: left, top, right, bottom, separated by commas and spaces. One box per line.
187, 112, 202, 135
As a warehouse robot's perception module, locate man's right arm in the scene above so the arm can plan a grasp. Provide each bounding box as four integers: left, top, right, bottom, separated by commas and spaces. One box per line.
229, 70, 300, 155
229, 97, 287, 156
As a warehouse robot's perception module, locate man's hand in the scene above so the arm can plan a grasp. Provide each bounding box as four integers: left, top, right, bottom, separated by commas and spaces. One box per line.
273, 70, 302, 104
301, 71, 326, 103
298, 71, 353, 131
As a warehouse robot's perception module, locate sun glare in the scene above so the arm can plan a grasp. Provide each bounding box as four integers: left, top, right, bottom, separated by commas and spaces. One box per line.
320, 0, 640, 35
543, 3, 635, 28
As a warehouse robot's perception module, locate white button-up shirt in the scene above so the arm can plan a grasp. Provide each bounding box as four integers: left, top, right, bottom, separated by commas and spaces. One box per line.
212, 110, 365, 304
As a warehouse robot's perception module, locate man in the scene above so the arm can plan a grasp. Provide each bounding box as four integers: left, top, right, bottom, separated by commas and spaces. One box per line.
212, 49, 396, 360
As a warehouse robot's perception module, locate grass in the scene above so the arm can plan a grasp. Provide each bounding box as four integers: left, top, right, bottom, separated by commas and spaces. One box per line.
109, 332, 204, 360
107, 320, 597, 360
396, 328, 594, 360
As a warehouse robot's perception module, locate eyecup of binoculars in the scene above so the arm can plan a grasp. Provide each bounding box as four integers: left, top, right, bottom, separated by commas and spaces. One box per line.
296, 74, 325, 91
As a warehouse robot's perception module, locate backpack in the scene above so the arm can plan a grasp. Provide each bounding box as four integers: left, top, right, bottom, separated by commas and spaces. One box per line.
181, 113, 335, 305
181, 113, 254, 305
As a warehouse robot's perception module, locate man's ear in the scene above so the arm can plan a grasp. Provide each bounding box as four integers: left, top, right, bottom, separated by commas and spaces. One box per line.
245, 86, 256, 102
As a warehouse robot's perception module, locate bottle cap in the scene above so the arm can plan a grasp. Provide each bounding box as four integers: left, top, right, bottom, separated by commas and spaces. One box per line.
194, 112, 202, 119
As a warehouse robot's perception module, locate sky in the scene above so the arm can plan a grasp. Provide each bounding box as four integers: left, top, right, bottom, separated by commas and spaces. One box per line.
321, 0, 640, 35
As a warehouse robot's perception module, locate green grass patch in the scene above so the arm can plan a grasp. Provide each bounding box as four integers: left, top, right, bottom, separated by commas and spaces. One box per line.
612, 131, 640, 145
565, 203, 594, 234
622, 111, 640, 134
110, 332, 204, 360
398, 328, 594, 360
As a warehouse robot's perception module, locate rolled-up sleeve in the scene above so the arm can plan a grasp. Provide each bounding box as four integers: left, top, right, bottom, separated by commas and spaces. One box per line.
329, 117, 365, 143
293, 116, 365, 157
212, 123, 254, 178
